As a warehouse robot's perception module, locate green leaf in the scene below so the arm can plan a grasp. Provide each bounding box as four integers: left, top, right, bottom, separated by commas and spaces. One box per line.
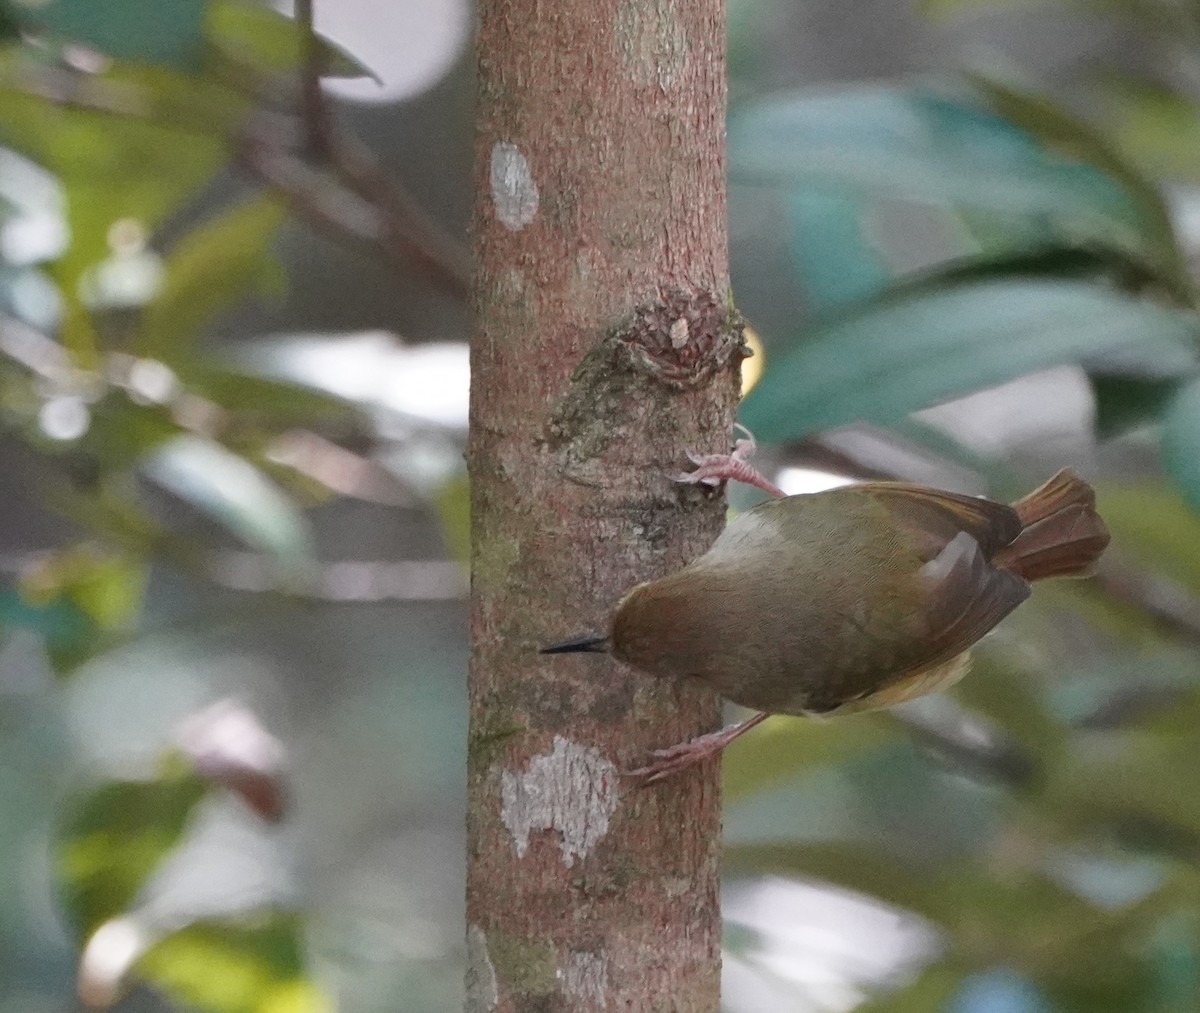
1096, 480, 1200, 595
0, 586, 96, 673
207, 1, 375, 80
784, 188, 895, 312
137, 914, 330, 1013
191, 365, 358, 429
739, 278, 1200, 444
0, 66, 226, 357
856, 964, 966, 1013
20, 543, 146, 631
141, 435, 314, 576
11, 0, 207, 69
970, 74, 1188, 296
1161, 377, 1200, 513
56, 770, 207, 937
1102, 76, 1200, 188
724, 840, 952, 924
729, 82, 1178, 284
138, 196, 287, 361
724, 711, 892, 800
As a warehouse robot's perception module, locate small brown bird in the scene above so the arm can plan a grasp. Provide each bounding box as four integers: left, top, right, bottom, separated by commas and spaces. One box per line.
543, 463, 1109, 781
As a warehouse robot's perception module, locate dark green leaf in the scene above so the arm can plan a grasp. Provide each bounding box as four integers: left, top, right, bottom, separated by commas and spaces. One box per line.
56, 770, 207, 937
141, 435, 314, 576
740, 278, 1200, 444
724, 711, 892, 800
138, 196, 287, 361
137, 913, 329, 1013
207, 0, 376, 81
1161, 377, 1200, 514
1092, 374, 1183, 437
11, 0, 206, 69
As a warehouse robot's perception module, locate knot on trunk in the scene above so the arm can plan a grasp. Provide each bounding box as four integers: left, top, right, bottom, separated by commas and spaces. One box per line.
616, 288, 749, 390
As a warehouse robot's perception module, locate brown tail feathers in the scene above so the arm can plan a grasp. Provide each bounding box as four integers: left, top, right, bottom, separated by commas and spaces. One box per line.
992, 469, 1110, 582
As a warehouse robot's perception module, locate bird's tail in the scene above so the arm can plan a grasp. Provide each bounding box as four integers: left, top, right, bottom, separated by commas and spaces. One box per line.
992, 469, 1110, 582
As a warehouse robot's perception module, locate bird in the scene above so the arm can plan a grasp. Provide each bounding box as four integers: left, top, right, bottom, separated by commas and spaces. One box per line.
542, 451, 1109, 782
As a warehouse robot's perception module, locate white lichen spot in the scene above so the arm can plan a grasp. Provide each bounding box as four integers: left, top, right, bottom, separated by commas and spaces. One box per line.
466, 925, 499, 1013
500, 736, 619, 867
490, 142, 539, 230
669, 317, 689, 349
561, 950, 610, 1007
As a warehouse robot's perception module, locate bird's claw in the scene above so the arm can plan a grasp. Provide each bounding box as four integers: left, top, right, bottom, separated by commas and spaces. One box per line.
674, 424, 785, 498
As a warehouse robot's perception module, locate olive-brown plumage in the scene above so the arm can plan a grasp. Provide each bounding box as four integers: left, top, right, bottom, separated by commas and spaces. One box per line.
558, 469, 1108, 718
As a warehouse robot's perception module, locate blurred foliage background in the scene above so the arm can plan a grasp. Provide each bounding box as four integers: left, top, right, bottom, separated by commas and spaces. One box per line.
3, 0, 1200, 1011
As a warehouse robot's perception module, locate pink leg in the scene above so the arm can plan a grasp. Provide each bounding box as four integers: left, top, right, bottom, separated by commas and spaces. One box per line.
676, 424, 786, 499
623, 712, 769, 784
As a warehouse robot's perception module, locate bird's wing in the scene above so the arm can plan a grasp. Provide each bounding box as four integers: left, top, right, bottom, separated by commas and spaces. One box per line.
817, 530, 1030, 714
858, 483, 1023, 561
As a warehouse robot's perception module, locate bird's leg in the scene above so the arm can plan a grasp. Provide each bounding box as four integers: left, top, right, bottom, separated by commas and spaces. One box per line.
623, 711, 770, 784
676, 423, 785, 499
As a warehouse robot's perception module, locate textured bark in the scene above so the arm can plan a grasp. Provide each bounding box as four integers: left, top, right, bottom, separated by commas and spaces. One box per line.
467, 0, 741, 1010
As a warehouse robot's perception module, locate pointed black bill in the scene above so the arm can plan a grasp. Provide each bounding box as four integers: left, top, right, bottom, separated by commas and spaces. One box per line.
540, 634, 609, 655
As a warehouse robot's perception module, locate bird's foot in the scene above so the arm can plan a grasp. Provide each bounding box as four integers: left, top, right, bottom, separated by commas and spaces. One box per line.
676, 424, 785, 499
623, 713, 769, 785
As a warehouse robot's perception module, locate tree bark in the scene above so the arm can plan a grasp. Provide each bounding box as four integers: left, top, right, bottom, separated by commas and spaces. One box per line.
467, 0, 742, 1010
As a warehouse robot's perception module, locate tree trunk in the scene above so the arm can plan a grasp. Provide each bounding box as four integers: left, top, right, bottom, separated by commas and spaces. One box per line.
467, 0, 742, 1009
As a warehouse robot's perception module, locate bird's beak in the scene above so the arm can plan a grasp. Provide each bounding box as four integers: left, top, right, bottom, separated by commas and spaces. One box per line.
540, 634, 609, 654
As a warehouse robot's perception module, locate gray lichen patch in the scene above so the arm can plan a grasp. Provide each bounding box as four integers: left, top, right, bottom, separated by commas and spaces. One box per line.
500, 735, 620, 866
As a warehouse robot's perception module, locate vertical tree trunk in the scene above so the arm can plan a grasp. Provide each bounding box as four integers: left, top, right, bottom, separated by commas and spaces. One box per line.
467, 0, 742, 1009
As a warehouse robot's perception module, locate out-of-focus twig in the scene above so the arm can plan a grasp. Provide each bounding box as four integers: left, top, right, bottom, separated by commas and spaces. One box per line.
1093, 554, 1200, 649
4, 20, 471, 300
287, 0, 470, 298
294, 0, 333, 160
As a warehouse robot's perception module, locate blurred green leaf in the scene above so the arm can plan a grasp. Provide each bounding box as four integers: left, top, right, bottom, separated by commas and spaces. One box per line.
969, 74, 1188, 295
139, 196, 287, 361
0, 585, 96, 673
1161, 377, 1200, 513
193, 365, 357, 429
856, 964, 965, 1013
137, 914, 329, 1013
0, 542, 145, 676
1103, 77, 1200, 188
725, 839, 951, 923
1098, 480, 1200, 595
207, 1, 375, 81
141, 435, 314, 576
0, 76, 225, 357
432, 473, 470, 564
740, 277, 1200, 444
20, 543, 146, 631
56, 769, 207, 937
10, 0, 207, 69
783, 188, 894, 312
724, 711, 892, 800
729, 82, 1175, 276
